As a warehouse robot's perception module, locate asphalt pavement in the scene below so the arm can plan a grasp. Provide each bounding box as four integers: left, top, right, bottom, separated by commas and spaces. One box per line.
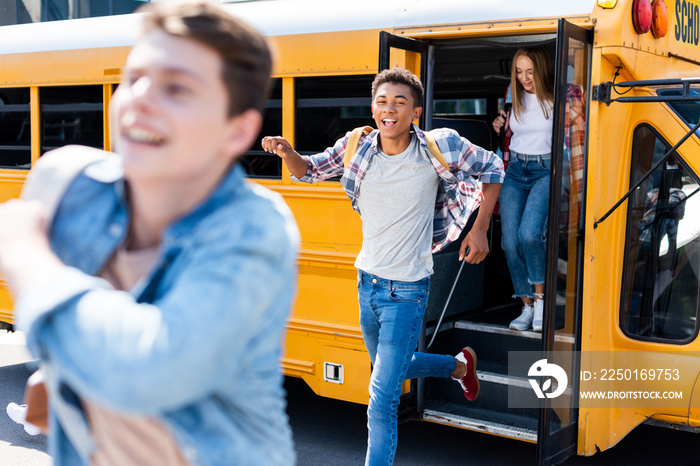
2, 328, 699, 466
0, 329, 50, 466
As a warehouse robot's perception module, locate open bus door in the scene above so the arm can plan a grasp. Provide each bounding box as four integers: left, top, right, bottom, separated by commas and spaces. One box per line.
537, 19, 592, 466
378, 23, 595, 463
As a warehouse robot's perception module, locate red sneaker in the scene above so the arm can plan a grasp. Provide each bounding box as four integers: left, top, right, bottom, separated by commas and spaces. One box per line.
453, 347, 480, 401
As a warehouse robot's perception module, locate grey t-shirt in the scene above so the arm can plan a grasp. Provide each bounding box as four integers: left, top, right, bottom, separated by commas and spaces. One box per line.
354, 134, 440, 281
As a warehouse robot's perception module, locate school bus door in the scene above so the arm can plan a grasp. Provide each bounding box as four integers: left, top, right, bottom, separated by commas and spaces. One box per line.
538, 19, 592, 466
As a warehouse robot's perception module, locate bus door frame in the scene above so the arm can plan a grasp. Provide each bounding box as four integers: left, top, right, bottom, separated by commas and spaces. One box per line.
378, 31, 435, 417
378, 31, 435, 130
538, 18, 593, 466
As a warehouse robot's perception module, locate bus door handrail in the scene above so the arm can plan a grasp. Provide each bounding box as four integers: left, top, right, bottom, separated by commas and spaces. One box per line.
593, 77, 700, 105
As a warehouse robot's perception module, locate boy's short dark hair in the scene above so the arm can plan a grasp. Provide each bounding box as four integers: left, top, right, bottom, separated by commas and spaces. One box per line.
138, 1, 272, 117
371, 67, 424, 108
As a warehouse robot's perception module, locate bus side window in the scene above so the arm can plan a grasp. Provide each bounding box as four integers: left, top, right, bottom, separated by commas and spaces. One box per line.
294, 75, 374, 157
40, 85, 104, 155
621, 124, 700, 343
0, 88, 31, 169
243, 78, 283, 179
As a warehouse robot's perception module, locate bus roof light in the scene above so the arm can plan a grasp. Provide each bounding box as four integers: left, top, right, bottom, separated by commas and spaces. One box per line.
651, 0, 669, 38
598, 0, 618, 8
632, 0, 653, 34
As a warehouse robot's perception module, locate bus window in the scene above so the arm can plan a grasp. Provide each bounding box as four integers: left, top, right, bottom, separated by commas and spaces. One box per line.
40, 85, 103, 154
659, 88, 700, 136
244, 78, 282, 179
621, 124, 700, 342
433, 98, 487, 117
0, 87, 31, 169
295, 75, 374, 155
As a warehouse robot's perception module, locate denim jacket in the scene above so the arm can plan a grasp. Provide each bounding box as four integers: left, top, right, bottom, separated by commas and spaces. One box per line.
15, 155, 300, 466
295, 125, 504, 252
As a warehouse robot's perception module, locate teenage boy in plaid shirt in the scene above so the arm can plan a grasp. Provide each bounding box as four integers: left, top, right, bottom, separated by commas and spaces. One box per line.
263, 67, 504, 466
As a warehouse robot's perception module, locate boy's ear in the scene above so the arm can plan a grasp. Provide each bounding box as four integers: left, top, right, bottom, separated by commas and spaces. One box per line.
222, 109, 262, 162
413, 106, 423, 122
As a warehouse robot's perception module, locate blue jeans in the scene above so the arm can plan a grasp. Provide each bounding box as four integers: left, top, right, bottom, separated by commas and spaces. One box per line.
499, 151, 551, 298
358, 270, 455, 466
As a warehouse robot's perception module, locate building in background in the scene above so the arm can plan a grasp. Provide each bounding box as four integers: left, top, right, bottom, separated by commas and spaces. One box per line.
0, 0, 256, 25
1, 0, 150, 24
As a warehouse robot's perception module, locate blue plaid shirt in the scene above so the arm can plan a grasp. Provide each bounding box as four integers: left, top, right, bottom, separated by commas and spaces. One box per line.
296, 125, 505, 252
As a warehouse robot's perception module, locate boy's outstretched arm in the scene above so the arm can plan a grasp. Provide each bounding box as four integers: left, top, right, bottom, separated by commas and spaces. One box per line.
261, 136, 309, 179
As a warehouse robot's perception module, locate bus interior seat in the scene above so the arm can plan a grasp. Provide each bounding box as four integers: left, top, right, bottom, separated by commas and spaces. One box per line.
431, 117, 493, 152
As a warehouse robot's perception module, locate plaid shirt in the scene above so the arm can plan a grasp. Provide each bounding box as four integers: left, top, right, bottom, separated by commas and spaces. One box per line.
501, 85, 513, 171
565, 84, 586, 228
295, 125, 505, 252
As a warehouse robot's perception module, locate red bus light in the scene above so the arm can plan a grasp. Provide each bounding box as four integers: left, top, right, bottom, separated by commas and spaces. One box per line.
632, 0, 653, 33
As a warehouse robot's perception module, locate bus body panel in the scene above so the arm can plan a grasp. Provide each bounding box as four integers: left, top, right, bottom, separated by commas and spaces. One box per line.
270, 30, 380, 78
580, 4, 700, 450
0, 48, 128, 87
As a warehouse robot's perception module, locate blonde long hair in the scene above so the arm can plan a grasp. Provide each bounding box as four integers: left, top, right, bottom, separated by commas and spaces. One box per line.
511, 46, 554, 122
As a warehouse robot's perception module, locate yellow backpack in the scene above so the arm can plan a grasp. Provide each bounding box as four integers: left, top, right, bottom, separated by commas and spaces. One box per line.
344, 126, 449, 170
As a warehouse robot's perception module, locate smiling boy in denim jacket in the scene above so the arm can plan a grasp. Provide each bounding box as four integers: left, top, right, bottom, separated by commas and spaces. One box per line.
0, 2, 299, 465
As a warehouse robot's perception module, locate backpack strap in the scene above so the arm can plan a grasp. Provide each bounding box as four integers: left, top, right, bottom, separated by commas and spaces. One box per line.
344, 126, 450, 172
424, 132, 449, 171
344, 126, 374, 168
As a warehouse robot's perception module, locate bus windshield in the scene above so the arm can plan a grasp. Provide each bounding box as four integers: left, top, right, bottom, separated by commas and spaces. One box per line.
658, 88, 700, 135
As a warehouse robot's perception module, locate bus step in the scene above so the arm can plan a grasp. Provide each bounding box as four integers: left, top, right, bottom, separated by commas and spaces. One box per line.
477, 369, 531, 389
454, 320, 574, 344
477, 369, 573, 398
422, 400, 537, 442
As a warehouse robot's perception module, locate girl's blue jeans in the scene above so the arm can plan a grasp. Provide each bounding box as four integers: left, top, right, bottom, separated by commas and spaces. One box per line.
358, 270, 455, 466
499, 151, 551, 298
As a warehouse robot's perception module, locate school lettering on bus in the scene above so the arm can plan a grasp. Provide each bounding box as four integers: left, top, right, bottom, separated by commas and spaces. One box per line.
675, 0, 700, 47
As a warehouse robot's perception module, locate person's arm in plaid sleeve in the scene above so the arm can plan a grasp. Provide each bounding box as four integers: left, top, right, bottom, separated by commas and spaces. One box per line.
262, 134, 347, 183
454, 134, 505, 264
261, 136, 311, 179
455, 135, 506, 184
460, 182, 501, 264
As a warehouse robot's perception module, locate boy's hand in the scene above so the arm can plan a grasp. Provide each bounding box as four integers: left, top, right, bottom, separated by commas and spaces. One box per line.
261, 136, 309, 179
459, 229, 489, 264
262, 136, 296, 159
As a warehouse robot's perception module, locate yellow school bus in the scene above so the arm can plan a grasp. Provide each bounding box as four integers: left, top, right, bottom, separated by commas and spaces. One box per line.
0, 0, 698, 463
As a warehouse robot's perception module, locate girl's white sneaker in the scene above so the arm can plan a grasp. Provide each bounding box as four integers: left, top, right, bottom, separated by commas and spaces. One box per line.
509, 304, 534, 331
6, 402, 41, 436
